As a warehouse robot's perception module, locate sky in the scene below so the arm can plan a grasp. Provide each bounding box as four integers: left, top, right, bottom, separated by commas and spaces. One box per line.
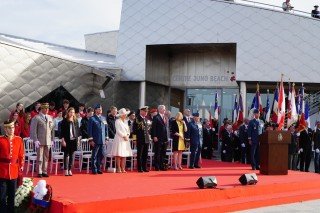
0, 0, 318, 49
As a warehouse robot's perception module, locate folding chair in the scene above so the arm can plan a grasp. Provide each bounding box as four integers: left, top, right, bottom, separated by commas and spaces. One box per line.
79, 139, 92, 173
25, 139, 37, 176
50, 139, 64, 175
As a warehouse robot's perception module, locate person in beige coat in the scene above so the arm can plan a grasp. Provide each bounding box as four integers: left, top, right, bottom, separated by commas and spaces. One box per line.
30, 103, 55, 177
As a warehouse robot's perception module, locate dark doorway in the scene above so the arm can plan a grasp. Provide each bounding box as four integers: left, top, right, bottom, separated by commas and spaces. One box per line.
25, 86, 80, 112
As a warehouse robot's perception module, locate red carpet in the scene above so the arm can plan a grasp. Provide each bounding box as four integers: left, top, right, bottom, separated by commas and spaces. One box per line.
28, 160, 320, 212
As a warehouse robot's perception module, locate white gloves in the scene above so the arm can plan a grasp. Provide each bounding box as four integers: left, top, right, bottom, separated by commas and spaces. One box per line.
241, 143, 245, 148
298, 148, 303, 154
34, 141, 40, 149
222, 150, 226, 154
316, 149, 320, 153
296, 132, 300, 137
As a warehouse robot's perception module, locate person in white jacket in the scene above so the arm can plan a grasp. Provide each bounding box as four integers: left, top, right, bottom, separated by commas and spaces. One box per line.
111, 108, 133, 173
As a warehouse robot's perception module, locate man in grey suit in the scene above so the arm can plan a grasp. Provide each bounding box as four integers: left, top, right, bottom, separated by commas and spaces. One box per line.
30, 102, 55, 177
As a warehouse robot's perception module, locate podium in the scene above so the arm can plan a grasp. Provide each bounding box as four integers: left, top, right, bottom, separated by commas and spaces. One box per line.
259, 130, 291, 175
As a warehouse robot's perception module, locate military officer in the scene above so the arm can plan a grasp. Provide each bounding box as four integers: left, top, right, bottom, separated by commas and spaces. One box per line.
30, 102, 55, 178
0, 120, 24, 213
133, 106, 151, 172
248, 109, 262, 170
87, 104, 108, 174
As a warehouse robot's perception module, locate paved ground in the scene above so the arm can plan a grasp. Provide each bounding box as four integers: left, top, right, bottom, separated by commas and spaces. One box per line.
235, 199, 320, 213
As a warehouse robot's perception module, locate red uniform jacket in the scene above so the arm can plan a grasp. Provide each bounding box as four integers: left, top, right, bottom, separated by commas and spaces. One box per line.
0, 136, 24, 179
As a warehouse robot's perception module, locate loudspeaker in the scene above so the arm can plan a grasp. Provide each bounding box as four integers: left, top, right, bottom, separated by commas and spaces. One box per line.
196, 176, 217, 189
239, 173, 258, 185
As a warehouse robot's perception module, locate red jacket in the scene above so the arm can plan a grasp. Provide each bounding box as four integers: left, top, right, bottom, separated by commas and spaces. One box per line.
21, 121, 30, 138
0, 136, 24, 179
14, 121, 22, 137
48, 109, 57, 118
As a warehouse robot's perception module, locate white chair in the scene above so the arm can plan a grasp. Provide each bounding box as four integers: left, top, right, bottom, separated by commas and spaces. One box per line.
127, 139, 137, 171
50, 139, 64, 175
72, 139, 82, 170
147, 142, 155, 170
25, 139, 37, 176
182, 146, 191, 167
166, 139, 173, 168
79, 139, 92, 173
103, 139, 115, 171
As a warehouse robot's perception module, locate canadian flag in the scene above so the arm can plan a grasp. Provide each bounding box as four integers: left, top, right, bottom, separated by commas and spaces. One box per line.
277, 75, 285, 130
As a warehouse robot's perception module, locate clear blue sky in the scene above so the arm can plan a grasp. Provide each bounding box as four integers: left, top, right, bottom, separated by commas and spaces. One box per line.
0, 0, 316, 49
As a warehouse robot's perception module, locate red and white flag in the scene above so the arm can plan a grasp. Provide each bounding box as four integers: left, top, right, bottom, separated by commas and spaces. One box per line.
287, 83, 298, 128
277, 75, 286, 130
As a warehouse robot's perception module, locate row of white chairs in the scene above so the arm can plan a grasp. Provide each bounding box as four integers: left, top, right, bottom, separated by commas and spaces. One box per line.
23, 137, 191, 175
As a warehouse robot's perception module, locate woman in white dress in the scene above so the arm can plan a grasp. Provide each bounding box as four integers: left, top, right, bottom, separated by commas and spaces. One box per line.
111, 108, 133, 173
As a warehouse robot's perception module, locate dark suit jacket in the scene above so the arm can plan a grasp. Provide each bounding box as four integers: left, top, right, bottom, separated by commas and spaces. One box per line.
152, 114, 168, 143
299, 128, 313, 150
59, 118, 80, 152
133, 115, 150, 144
313, 129, 320, 150
107, 115, 116, 139
239, 124, 249, 145
202, 127, 214, 148
222, 129, 234, 152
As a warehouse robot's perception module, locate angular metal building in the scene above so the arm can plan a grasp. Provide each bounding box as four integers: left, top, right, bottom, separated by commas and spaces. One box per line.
0, 34, 121, 123
85, 0, 320, 122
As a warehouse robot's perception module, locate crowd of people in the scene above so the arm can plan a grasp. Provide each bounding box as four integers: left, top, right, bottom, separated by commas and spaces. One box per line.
1, 98, 320, 211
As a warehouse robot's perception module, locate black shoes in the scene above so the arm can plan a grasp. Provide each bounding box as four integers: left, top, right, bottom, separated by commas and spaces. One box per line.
189, 166, 194, 169
194, 165, 201, 168
42, 173, 49, 178
97, 171, 103, 174
143, 169, 150, 172
37, 174, 42, 178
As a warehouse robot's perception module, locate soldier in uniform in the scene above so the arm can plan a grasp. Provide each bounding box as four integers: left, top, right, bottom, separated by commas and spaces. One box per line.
132, 106, 151, 172
0, 120, 24, 212
248, 109, 262, 170
30, 103, 55, 178
88, 104, 108, 174
239, 118, 250, 164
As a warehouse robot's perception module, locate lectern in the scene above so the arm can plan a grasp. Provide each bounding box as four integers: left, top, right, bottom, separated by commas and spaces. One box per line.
259, 130, 291, 175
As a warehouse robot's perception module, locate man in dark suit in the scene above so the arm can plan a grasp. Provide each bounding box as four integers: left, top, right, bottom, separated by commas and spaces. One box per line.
87, 104, 108, 174
152, 105, 168, 171
188, 112, 202, 168
298, 122, 313, 172
202, 119, 214, 159
248, 109, 261, 170
107, 106, 117, 139
133, 106, 151, 172
221, 124, 234, 162
239, 118, 250, 164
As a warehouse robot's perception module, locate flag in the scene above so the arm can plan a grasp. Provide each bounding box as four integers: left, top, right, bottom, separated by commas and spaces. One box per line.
287, 83, 298, 128
305, 101, 310, 128
213, 92, 219, 120
249, 84, 263, 118
237, 94, 244, 124
265, 90, 271, 122
297, 85, 306, 132
271, 86, 279, 123
232, 94, 238, 124
209, 111, 213, 128
277, 75, 286, 130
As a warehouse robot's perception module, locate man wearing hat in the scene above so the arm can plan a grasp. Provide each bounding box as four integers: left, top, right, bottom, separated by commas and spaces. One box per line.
247, 109, 261, 170
88, 104, 108, 174
0, 120, 24, 212
188, 112, 203, 169
30, 102, 55, 177
133, 106, 151, 172
312, 5, 320, 18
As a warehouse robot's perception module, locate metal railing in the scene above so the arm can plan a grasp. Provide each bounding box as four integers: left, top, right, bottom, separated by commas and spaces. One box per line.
305, 91, 320, 116
212, 0, 314, 19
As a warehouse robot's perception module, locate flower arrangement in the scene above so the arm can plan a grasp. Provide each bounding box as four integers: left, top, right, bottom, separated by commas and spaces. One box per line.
29, 180, 53, 212
15, 177, 34, 212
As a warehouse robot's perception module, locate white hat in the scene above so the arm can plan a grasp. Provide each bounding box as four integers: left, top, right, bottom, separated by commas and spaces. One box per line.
117, 108, 130, 117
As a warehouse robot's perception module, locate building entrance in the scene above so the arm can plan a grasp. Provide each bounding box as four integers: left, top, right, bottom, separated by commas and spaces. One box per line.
186, 88, 239, 124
